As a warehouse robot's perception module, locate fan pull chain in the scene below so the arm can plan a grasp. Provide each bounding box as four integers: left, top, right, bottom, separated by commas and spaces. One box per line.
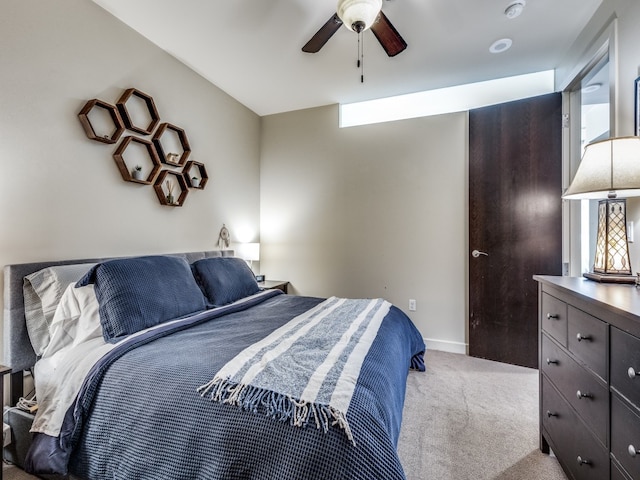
357, 31, 364, 83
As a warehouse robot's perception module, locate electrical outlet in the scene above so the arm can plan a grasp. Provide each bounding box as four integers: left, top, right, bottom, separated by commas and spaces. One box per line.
409, 299, 416, 311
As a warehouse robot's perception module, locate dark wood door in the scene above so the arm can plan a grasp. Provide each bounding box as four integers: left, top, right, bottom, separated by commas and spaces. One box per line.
469, 93, 562, 368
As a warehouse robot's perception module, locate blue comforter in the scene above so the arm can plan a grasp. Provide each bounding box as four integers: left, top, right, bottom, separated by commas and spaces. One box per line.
26, 291, 425, 479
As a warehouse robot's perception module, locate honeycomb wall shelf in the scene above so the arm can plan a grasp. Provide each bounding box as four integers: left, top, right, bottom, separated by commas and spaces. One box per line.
113, 136, 162, 185
116, 88, 160, 135
154, 169, 189, 207
78, 99, 125, 144
183, 160, 209, 189
153, 123, 191, 166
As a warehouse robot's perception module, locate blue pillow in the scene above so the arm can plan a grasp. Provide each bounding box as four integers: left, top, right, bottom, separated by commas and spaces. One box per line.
191, 257, 260, 307
77, 255, 207, 342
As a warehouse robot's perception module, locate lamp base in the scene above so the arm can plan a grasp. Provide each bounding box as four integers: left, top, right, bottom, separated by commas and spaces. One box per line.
583, 272, 637, 284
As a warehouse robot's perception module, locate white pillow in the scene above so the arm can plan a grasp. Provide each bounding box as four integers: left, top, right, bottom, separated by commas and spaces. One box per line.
23, 263, 96, 356
41, 284, 103, 358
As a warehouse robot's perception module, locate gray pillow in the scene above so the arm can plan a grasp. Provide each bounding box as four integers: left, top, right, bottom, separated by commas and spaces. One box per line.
23, 263, 96, 356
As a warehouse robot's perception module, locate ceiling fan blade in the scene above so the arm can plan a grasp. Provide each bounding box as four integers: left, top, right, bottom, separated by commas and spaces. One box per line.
302, 13, 343, 53
370, 11, 407, 57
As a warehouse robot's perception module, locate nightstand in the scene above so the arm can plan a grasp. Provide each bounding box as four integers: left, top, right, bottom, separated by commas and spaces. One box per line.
258, 280, 289, 294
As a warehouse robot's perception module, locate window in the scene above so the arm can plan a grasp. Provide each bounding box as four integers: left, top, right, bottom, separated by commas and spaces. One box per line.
565, 46, 613, 275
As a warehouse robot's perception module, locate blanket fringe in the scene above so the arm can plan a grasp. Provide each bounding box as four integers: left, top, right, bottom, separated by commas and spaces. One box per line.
198, 377, 355, 445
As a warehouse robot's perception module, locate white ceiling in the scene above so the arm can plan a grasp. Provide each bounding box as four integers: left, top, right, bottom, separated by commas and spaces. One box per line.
91, 0, 603, 117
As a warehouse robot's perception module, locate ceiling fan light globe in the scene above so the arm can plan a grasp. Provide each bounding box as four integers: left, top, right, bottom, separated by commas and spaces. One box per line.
337, 0, 382, 33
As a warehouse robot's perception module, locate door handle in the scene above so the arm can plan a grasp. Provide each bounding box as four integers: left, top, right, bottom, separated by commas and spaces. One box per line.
472, 250, 488, 258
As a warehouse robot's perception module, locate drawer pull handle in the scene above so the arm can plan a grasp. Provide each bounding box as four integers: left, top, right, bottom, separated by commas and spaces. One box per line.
546, 410, 557, 418
629, 367, 637, 379
546, 313, 559, 320
576, 333, 591, 342
576, 390, 592, 400
628, 445, 640, 457
576, 456, 591, 466
546, 358, 558, 365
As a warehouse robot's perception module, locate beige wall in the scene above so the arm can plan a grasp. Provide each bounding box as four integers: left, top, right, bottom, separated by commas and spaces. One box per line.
0, 0, 261, 353
260, 106, 468, 352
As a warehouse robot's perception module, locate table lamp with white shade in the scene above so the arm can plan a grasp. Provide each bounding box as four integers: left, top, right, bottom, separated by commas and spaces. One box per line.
236, 242, 260, 272
563, 136, 640, 283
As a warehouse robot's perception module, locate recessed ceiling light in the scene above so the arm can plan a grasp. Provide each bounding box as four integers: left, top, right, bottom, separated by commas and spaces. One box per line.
582, 83, 602, 94
504, 1, 526, 19
489, 38, 513, 54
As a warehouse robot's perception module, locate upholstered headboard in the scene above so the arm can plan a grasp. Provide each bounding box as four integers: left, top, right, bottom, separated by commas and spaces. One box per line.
3, 250, 234, 375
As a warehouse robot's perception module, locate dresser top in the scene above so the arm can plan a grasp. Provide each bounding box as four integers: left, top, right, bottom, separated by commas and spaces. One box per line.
534, 275, 640, 329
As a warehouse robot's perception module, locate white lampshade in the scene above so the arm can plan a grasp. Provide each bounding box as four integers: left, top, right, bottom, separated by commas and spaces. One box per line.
337, 0, 382, 32
237, 242, 260, 262
563, 136, 640, 200
563, 136, 640, 282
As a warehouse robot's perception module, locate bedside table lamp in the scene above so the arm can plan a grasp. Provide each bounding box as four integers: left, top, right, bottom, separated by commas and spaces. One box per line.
237, 242, 260, 272
563, 136, 640, 283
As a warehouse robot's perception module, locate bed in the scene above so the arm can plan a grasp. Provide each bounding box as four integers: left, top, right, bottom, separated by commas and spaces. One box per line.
3, 250, 425, 480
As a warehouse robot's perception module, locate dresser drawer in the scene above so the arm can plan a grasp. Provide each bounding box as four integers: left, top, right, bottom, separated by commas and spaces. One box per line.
541, 292, 568, 346
541, 376, 609, 480
541, 375, 575, 448
612, 394, 640, 479
568, 306, 608, 381
541, 334, 608, 444
612, 460, 633, 480
611, 327, 640, 408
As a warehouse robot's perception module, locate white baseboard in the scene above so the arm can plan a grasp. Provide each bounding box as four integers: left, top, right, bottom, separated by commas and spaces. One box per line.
424, 337, 467, 355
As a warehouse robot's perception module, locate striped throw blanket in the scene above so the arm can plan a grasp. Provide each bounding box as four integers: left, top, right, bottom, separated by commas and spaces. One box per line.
197, 297, 391, 444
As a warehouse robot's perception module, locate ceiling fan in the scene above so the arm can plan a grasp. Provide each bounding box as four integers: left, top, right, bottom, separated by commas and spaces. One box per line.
302, 0, 407, 57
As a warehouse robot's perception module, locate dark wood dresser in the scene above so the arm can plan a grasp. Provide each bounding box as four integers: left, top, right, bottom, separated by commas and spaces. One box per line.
535, 275, 640, 480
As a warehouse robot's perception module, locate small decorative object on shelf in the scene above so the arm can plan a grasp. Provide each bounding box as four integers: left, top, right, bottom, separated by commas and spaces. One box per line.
191, 176, 200, 188
132, 165, 143, 181
166, 180, 175, 204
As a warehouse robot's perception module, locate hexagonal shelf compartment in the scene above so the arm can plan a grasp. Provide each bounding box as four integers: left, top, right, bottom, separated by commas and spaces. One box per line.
116, 88, 160, 135
154, 169, 189, 207
153, 123, 191, 167
182, 160, 209, 189
113, 136, 162, 185
78, 99, 125, 144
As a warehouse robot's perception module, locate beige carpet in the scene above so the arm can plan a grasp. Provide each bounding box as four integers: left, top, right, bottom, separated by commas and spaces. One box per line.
3, 350, 566, 480
398, 350, 567, 480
